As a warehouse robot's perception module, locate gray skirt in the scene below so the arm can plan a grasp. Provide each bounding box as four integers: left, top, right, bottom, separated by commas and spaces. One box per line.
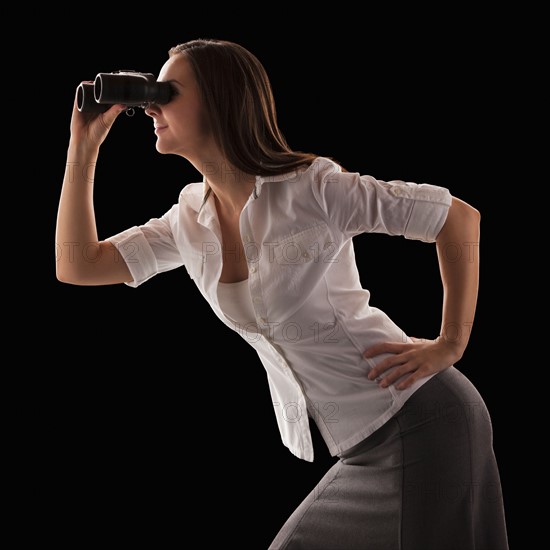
268, 367, 509, 550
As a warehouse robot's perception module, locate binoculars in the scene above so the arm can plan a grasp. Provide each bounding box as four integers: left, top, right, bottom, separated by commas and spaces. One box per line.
77, 70, 174, 113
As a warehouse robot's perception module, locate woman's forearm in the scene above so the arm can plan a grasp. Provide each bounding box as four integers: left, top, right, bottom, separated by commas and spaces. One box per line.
55, 142, 100, 282
435, 196, 481, 358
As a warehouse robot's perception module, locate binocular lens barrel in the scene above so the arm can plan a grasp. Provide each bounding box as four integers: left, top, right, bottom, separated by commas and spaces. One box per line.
77, 71, 173, 113
77, 82, 110, 113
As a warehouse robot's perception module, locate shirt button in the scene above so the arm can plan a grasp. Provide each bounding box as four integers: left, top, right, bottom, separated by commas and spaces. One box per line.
253, 296, 262, 304
250, 266, 257, 273
302, 251, 310, 259
323, 242, 331, 250
243, 235, 251, 243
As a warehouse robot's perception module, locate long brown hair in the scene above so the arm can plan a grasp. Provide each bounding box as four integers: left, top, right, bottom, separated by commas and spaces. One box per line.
168, 39, 320, 176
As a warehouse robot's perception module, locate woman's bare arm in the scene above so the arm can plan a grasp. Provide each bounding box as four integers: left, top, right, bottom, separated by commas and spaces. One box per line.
435, 196, 481, 356
56, 92, 132, 285
364, 196, 481, 389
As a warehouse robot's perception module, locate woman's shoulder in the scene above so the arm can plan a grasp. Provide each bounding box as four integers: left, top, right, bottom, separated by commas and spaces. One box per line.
261, 157, 345, 195
306, 156, 345, 179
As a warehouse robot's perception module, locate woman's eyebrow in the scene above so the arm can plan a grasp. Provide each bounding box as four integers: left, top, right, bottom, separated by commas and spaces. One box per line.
164, 79, 184, 86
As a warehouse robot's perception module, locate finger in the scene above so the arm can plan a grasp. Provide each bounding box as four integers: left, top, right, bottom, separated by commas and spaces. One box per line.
92, 104, 126, 133
363, 341, 411, 358
367, 348, 416, 379
395, 374, 417, 391
378, 365, 412, 388
368, 355, 404, 380
394, 369, 428, 390
100, 104, 127, 129
392, 363, 438, 390
379, 364, 418, 389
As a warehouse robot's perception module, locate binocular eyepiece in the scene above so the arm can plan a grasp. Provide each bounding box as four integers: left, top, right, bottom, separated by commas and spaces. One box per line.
77, 70, 174, 113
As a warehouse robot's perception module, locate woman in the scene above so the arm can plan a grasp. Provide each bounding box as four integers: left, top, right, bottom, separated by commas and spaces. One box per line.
56, 38, 509, 549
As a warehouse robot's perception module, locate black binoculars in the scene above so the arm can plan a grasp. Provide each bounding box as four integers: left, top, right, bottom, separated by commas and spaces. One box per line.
77, 70, 174, 113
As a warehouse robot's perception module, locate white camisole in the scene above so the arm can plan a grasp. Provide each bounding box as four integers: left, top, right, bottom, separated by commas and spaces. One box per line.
217, 279, 256, 327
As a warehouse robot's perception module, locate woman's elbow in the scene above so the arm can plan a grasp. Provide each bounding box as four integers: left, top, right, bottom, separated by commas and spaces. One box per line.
452, 196, 480, 221
56, 263, 84, 285
450, 197, 480, 226
465, 201, 481, 224
55, 257, 92, 285
437, 197, 480, 241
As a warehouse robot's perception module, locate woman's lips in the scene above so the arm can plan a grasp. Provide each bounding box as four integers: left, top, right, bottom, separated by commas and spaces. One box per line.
154, 125, 168, 134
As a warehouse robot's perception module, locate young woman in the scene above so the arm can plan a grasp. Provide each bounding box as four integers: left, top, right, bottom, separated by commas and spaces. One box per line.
56, 38, 509, 549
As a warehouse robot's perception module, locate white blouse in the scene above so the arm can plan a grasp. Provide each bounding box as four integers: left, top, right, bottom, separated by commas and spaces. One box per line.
107, 156, 452, 462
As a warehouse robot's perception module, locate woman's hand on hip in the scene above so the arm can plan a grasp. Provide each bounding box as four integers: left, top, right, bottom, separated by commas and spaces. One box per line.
363, 337, 461, 390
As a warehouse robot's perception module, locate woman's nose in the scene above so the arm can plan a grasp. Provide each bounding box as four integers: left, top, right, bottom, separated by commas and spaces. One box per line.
144, 103, 160, 117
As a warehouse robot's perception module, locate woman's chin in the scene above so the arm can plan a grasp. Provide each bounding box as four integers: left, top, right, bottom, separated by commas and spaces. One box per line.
155, 141, 172, 155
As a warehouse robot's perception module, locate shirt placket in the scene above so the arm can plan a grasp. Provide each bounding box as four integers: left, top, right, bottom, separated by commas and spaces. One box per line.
240, 191, 313, 460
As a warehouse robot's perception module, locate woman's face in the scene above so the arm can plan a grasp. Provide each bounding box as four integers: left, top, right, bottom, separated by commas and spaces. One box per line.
145, 54, 212, 157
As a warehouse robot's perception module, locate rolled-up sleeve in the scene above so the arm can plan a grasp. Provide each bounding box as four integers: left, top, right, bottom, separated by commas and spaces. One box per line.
106, 205, 184, 288
385, 180, 452, 241
313, 161, 452, 243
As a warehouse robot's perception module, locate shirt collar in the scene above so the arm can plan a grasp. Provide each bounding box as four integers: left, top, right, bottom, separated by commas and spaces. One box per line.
200, 167, 301, 206
253, 168, 303, 198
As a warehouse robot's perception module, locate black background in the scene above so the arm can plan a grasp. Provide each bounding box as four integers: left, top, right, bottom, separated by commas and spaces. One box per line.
35, 9, 517, 548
